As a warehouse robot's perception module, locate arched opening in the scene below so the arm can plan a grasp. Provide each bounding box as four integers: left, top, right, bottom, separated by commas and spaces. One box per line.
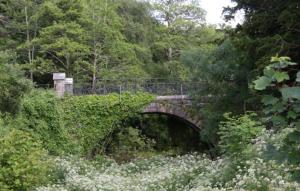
139, 113, 209, 155
104, 111, 209, 163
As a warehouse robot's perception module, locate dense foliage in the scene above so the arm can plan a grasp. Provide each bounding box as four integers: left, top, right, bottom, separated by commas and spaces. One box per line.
20, 90, 71, 155
253, 56, 300, 180
0, 0, 300, 190
62, 93, 154, 157
0, 128, 52, 190
0, 91, 153, 189
0, 0, 214, 84
224, 0, 300, 67
218, 112, 264, 157
36, 129, 299, 191
0, 51, 32, 114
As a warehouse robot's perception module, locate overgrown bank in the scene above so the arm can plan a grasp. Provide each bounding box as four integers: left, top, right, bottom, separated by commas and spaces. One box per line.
0, 0, 300, 189
1, 56, 300, 190
0, 91, 155, 190
36, 128, 300, 191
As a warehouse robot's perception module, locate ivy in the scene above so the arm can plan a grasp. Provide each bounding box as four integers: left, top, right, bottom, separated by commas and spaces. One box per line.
20, 90, 71, 155
62, 92, 154, 157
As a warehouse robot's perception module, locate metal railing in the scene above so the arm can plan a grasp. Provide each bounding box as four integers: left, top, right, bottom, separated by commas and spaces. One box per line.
34, 79, 204, 96
73, 81, 203, 96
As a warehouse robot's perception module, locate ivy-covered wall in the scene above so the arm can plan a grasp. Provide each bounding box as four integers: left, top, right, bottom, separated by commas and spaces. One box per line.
19, 90, 154, 157
62, 92, 154, 156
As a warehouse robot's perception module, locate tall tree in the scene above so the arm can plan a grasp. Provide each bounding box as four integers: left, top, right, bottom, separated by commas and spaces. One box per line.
152, 0, 206, 60
148, 0, 206, 80
84, 0, 148, 87
224, 0, 300, 69
33, 0, 90, 78
0, 0, 43, 80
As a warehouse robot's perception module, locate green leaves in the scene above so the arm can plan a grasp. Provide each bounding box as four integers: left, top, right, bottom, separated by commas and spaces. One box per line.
261, 95, 279, 105
262, 67, 289, 83
21, 90, 71, 155
254, 69, 290, 90
0, 129, 52, 190
62, 92, 154, 156
273, 71, 289, 82
218, 112, 264, 157
296, 71, 300, 82
252, 56, 300, 180
269, 56, 297, 69
253, 76, 272, 90
0, 52, 32, 114
254, 57, 299, 92
280, 87, 300, 100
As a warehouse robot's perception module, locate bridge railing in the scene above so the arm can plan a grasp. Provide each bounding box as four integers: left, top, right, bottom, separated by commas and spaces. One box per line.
73, 81, 203, 96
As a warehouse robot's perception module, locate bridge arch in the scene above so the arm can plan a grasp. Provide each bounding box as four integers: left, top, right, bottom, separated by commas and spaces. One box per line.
142, 95, 203, 130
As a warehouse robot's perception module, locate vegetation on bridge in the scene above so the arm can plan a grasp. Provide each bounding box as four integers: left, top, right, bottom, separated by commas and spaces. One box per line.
62, 93, 154, 156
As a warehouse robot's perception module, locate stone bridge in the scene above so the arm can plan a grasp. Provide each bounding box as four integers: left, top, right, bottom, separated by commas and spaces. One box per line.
142, 95, 203, 130
52, 73, 204, 130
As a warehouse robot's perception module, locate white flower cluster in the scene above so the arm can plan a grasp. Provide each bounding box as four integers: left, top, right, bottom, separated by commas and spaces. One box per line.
37, 130, 300, 191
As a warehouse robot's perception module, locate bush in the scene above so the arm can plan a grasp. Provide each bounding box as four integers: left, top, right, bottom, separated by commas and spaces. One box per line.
218, 112, 264, 158
252, 56, 300, 181
0, 128, 52, 191
107, 126, 154, 162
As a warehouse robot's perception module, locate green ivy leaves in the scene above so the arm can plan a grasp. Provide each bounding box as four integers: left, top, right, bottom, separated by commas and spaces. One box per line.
62, 92, 154, 157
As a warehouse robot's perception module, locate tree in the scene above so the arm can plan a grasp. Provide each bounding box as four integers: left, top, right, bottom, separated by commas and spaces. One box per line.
152, 0, 206, 60
33, 0, 90, 78
0, 51, 32, 114
180, 35, 256, 149
0, 0, 44, 80
147, 0, 207, 80
224, 0, 300, 69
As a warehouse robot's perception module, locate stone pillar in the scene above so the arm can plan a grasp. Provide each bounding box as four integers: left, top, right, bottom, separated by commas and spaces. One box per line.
53, 73, 66, 97
65, 78, 73, 95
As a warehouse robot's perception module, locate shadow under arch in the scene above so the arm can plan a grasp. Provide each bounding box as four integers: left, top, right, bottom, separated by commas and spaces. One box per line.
141, 112, 201, 132
138, 112, 210, 154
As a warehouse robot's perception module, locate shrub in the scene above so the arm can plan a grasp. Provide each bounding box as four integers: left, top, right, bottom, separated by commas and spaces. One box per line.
36, 149, 300, 191
0, 128, 52, 191
107, 126, 154, 162
218, 112, 264, 158
253, 56, 300, 180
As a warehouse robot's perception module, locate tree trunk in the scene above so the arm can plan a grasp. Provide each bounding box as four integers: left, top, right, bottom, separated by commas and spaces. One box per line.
167, 47, 173, 60
92, 4, 97, 90
25, 6, 33, 81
